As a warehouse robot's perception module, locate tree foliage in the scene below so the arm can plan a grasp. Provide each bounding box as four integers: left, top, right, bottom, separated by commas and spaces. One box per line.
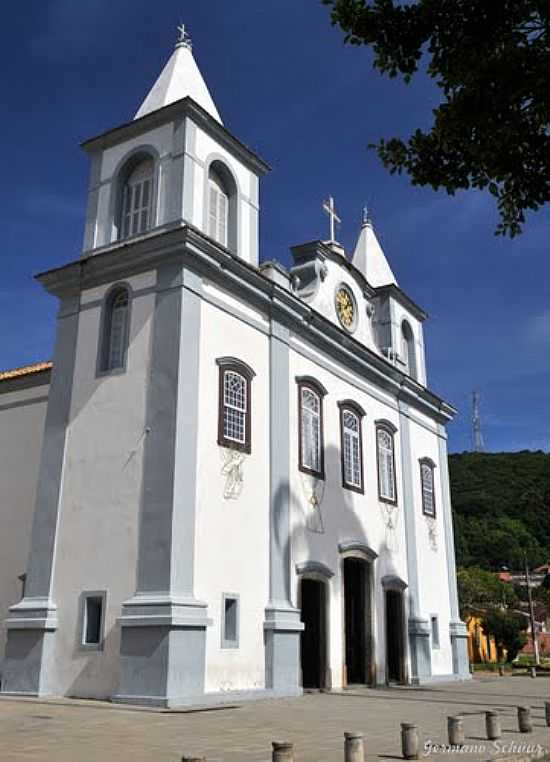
323, 0, 550, 236
457, 567, 516, 619
482, 609, 527, 662
449, 451, 550, 570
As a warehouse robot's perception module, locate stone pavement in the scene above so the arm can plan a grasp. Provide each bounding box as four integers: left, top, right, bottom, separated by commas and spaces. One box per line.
1, 676, 550, 761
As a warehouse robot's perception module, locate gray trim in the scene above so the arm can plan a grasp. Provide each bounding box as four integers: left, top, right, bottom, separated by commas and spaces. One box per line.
338, 541, 378, 562
375, 284, 428, 322
83, 151, 102, 251
79, 591, 107, 651
295, 375, 328, 397
22, 296, 80, 602
249, 204, 259, 266
334, 282, 359, 334
36, 225, 456, 425
0, 395, 49, 413
221, 593, 240, 649
295, 561, 335, 579
81, 96, 271, 176
216, 356, 257, 378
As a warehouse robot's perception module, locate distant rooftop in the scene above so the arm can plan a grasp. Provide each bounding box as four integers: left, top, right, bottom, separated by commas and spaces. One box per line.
0, 361, 52, 383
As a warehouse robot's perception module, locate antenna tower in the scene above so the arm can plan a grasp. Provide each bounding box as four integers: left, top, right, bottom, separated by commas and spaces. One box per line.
472, 391, 485, 453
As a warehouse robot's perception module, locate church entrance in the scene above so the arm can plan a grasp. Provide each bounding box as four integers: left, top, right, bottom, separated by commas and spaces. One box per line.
385, 589, 405, 683
300, 579, 327, 689
343, 558, 371, 685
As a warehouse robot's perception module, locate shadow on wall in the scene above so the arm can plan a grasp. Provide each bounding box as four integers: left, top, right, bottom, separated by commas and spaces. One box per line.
273, 440, 408, 687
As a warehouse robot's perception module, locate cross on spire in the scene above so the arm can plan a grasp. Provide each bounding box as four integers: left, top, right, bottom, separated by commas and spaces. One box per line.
323, 196, 341, 243
176, 23, 192, 49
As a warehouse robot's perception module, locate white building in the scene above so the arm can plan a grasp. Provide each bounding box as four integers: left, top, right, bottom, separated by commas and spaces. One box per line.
0, 28, 469, 706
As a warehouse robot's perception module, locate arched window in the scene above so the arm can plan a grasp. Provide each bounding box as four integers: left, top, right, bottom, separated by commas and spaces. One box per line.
338, 401, 365, 493
401, 320, 417, 380
420, 458, 436, 517
217, 358, 255, 453
208, 168, 229, 247
120, 157, 154, 240
206, 160, 238, 252
100, 287, 130, 373
376, 422, 397, 503
297, 378, 327, 478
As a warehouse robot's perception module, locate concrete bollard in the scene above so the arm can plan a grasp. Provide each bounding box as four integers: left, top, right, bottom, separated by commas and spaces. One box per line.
517, 706, 533, 733
344, 732, 365, 762
485, 711, 501, 741
498, 665, 505, 677
530, 666, 537, 679
272, 742, 294, 762
182, 758, 206, 762
401, 723, 420, 760
545, 701, 550, 727
448, 716, 465, 746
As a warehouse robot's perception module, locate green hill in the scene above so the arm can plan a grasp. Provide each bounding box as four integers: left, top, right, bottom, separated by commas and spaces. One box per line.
449, 451, 550, 570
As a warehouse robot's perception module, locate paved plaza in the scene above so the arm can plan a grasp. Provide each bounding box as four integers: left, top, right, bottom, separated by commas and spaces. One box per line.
1, 676, 550, 761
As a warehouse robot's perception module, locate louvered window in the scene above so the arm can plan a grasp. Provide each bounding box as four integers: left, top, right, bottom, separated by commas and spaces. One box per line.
420, 461, 436, 517
100, 287, 130, 373
121, 159, 154, 239
209, 173, 229, 247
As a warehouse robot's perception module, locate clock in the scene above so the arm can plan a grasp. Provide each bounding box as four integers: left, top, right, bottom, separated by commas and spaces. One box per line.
335, 285, 356, 331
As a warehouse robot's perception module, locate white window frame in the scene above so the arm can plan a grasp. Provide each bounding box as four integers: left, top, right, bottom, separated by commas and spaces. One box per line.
223, 370, 247, 446
221, 593, 240, 649
80, 591, 107, 651
340, 404, 364, 492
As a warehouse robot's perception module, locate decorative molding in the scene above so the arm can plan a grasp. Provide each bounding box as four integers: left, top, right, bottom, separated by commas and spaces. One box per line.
338, 541, 378, 562
381, 574, 408, 592
295, 561, 334, 579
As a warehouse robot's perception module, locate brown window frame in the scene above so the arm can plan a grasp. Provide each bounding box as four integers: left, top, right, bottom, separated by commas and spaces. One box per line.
297, 376, 327, 480
419, 457, 437, 518
217, 357, 256, 454
338, 400, 366, 494
375, 420, 398, 505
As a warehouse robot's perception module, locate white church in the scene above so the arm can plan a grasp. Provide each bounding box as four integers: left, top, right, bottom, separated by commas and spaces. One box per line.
0, 28, 469, 706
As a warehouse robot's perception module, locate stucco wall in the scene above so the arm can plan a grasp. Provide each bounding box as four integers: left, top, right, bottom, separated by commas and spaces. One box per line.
48, 271, 155, 698
194, 291, 270, 693
0, 380, 49, 670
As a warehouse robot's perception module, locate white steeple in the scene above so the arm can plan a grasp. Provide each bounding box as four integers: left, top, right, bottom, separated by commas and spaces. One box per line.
351, 208, 398, 288
135, 25, 222, 123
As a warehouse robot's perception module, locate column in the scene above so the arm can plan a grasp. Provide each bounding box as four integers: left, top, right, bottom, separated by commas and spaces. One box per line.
115, 265, 210, 707
263, 320, 304, 695
2, 295, 80, 697
399, 402, 432, 683
437, 425, 470, 679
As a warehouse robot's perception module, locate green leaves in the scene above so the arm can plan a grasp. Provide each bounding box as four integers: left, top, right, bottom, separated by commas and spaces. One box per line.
324, 0, 550, 236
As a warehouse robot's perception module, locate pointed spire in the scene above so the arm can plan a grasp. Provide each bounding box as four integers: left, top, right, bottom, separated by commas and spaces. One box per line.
351, 208, 398, 287
135, 25, 222, 123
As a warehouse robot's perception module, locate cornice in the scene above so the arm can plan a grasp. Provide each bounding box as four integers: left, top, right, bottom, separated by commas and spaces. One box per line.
81, 96, 271, 177
374, 283, 428, 322
35, 224, 456, 424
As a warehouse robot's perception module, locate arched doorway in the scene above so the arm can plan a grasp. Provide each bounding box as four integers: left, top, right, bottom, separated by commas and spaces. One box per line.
300, 578, 327, 689
385, 588, 406, 684
343, 557, 373, 685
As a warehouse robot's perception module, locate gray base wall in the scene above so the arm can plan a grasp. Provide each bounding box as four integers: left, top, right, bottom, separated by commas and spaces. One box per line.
408, 618, 432, 682
450, 620, 471, 679
116, 625, 208, 705
1, 629, 56, 697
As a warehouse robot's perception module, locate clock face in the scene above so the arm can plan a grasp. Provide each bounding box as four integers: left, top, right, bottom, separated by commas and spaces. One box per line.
335, 286, 356, 331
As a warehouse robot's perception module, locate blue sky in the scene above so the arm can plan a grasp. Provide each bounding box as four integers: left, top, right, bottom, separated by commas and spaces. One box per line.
1, 1, 548, 453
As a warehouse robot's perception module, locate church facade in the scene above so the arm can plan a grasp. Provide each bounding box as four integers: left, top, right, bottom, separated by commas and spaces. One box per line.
0, 29, 469, 706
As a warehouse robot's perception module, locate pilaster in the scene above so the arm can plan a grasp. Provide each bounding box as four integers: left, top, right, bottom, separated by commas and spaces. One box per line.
263, 319, 303, 695
2, 296, 80, 697
115, 264, 210, 707
438, 425, 471, 679
398, 402, 432, 682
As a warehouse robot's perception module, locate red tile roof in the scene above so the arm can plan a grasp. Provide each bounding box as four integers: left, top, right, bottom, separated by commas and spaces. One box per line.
0, 361, 52, 383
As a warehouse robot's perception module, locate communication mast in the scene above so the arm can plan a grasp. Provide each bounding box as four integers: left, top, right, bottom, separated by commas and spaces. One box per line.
472, 391, 485, 453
